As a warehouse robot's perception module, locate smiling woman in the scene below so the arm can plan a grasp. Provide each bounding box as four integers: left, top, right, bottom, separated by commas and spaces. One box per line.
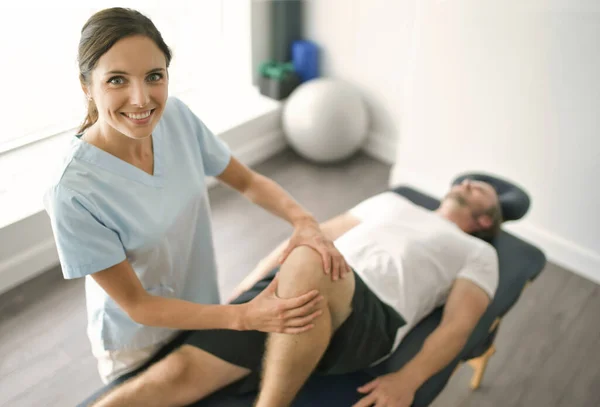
77, 8, 172, 173
40, 6, 350, 396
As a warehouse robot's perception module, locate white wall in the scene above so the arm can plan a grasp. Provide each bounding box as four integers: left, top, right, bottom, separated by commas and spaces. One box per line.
251, 0, 272, 86
390, 1, 600, 283
304, 0, 417, 164
306, 0, 599, 284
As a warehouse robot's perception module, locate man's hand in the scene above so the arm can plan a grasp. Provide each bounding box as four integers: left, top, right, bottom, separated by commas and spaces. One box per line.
352, 279, 492, 406
278, 218, 352, 281
353, 371, 419, 407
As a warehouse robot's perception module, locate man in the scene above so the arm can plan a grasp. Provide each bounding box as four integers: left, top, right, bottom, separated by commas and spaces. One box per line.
91, 178, 501, 407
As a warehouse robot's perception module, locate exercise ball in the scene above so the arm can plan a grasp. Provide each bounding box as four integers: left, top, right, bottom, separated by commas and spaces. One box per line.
282, 78, 369, 163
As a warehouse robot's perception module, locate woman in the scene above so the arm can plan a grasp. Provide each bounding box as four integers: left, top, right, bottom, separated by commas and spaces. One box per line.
43, 7, 350, 385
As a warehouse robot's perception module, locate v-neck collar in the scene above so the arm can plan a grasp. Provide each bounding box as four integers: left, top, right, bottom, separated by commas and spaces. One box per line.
73, 124, 164, 188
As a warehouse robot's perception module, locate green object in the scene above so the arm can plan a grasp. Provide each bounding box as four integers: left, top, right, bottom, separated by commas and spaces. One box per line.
259, 61, 295, 81
258, 60, 300, 101
258, 72, 300, 101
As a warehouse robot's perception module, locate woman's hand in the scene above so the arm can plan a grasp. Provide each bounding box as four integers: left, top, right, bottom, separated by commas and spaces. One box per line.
278, 218, 352, 281
238, 274, 324, 333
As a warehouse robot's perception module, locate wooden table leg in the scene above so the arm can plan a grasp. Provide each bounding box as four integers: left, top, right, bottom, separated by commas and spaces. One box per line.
465, 280, 533, 390
467, 343, 496, 390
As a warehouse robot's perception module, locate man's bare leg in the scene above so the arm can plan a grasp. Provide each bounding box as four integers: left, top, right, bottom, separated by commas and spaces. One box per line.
254, 246, 355, 407
91, 345, 251, 407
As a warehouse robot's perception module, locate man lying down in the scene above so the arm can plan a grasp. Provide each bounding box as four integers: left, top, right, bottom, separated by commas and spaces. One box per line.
92, 178, 501, 407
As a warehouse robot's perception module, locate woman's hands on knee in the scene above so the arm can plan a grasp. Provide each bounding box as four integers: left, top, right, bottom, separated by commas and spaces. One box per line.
278, 218, 352, 281
238, 274, 324, 334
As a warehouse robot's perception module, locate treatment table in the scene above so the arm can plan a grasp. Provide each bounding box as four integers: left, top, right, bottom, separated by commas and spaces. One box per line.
80, 173, 547, 406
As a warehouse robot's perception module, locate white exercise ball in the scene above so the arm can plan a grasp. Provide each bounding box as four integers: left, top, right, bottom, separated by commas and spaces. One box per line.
282, 78, 369, 163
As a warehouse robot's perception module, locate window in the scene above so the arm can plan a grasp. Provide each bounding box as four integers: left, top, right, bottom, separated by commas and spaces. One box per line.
0, 1, 251, 154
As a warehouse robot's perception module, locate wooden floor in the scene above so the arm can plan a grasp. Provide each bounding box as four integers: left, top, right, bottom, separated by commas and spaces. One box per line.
1, 149, 599, 407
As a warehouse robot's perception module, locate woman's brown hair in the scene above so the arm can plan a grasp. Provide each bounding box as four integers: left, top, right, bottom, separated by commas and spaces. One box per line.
77, 7, 172, 133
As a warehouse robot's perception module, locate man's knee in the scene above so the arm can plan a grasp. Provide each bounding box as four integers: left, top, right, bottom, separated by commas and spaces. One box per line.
278, 246, 328, 296
138, 346, 196, 393
278, 246, 354, 327
160, 348, 192, 383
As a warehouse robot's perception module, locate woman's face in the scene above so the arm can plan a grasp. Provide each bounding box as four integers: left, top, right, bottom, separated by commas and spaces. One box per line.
85, 35, 168, 140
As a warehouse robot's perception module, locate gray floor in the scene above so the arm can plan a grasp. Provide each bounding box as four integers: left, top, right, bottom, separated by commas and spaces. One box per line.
1, 149, 599, 407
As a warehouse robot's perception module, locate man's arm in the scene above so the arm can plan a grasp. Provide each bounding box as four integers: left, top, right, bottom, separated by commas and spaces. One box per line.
396, 279, 491, 388
227, 212, 361, 302
355, 278, 492, 407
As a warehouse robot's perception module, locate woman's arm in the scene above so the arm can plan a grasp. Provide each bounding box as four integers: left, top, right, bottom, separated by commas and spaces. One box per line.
216, 156, 316, 227
216, 156, 352, 280
91, 259, 323, 334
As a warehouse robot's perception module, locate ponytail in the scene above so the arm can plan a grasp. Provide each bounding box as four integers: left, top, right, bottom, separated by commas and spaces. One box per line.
78, 97, 98, 134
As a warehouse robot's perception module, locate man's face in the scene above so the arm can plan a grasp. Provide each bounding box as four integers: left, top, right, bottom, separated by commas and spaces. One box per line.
444, 179, 498, 217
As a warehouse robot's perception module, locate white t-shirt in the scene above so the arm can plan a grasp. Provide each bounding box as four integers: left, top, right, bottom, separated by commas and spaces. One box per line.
334, 192, 499, 355
43, 96, 231, 353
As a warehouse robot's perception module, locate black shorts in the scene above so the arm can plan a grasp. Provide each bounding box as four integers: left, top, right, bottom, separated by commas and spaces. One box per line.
182, 267, 406, 393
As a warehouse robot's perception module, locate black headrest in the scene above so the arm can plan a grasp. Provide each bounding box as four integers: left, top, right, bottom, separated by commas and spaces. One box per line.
452, 172, 530, 222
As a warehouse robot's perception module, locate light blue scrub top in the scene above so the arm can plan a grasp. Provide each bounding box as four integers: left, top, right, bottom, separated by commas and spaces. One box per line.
43, 96, 232, 351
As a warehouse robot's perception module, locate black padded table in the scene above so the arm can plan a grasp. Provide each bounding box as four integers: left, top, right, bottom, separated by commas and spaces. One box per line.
80, 184, 547, 407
